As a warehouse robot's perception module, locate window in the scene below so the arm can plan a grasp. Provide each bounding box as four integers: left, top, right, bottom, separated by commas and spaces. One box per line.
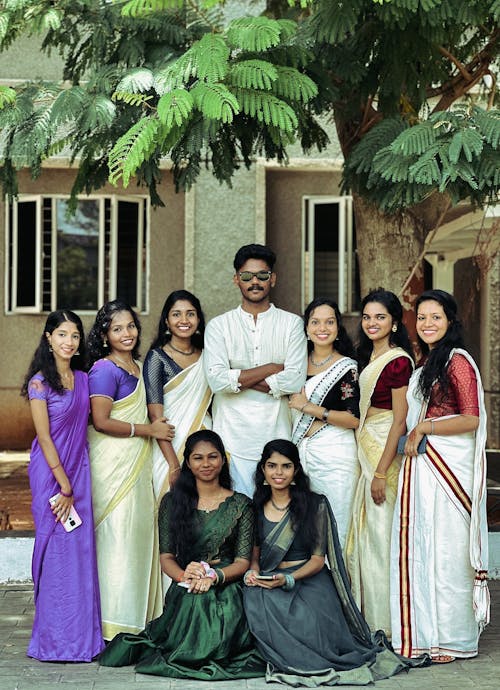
302, 195, 360, 313
6, 195, 149, 314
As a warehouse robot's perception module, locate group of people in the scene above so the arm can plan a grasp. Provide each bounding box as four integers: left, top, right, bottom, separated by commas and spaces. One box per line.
23, 242, 489, 684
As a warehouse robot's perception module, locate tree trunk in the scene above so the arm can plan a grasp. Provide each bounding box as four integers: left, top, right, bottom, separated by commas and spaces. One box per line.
353, 191, 452, 298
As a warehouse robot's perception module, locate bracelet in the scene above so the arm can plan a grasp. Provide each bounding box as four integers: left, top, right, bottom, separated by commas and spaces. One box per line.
374, 472, 386, 480
169, 466, 181, 474
322, 408, 329, 422
176, 571, 185, 583
282, 573, 295, 591
430, 419, 434, 435
129, 422, 135, 438
300, 402, 308, 413
49, 462, 61, 471
60, 489, 73, 497
215, 568, 226, 585
243, 570, 253, 586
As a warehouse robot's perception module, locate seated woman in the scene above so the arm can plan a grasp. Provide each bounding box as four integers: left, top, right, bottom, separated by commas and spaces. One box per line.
244, 439, 424, 686
99, 430, 265, 680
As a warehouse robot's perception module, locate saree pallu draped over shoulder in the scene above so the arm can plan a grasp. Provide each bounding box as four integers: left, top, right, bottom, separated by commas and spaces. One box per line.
390, 349, 489, 658
244, 498, 427, 686
152, 355, 212, 504
28, 371, 104, 661
88, 370, 162, 640
292, 357, 359, 550
346, 348, 413, 637
99, 493, 265, 680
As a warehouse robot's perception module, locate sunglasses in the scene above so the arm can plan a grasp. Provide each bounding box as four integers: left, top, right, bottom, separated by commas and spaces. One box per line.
238, 271, 272, 282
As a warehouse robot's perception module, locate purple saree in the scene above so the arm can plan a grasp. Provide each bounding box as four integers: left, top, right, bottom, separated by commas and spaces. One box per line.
27, 371, 104, 661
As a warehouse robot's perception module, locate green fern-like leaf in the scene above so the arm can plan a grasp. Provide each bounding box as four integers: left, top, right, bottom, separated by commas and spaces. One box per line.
108, 116, 160, 186
79, 95, 116, 132
120, 0, 183, 18
50, 87, 88, 126
229, 60, 278, 91
194, 33, 229, 82
191, 82, 239, 123
0, 85, 16, 108
0, 13, 10, 41
235, 88, 298, 132
115, 68, 155, 94
226, 17, 282, 53
391, 122, 436, 156
157, 89, 194, 127
474, 107, 500, 148
112, 92, 154, 106
272, 67, 318, 103
347, 118, 408, 176
448, 128, 483, 164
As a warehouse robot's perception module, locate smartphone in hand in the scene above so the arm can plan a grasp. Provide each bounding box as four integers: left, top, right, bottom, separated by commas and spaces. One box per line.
49, 494, 82, 532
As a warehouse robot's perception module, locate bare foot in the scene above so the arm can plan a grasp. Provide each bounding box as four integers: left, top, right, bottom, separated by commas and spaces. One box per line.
432, 654, 455, 664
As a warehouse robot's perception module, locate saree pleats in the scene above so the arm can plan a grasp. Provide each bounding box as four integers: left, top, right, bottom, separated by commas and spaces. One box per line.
28, 372, 104, 661
88, 372, 162, 640
390, 350, 489, 658
346, 348, 413, 637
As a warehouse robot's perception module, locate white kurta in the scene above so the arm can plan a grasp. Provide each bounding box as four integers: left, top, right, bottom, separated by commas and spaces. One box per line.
204, 304, 307, 496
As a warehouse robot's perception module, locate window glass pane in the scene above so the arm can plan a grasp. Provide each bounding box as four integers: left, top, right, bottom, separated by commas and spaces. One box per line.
56, 199, 99, 310
313, 203, 340, 299
16, 201, 37, 307
116, 201, 139, 306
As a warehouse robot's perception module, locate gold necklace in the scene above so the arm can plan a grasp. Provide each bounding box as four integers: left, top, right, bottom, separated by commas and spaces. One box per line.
369, 345, 393, 362
110, 354, 137, 376
198, 490, 225, 513
59, 370, 74, 388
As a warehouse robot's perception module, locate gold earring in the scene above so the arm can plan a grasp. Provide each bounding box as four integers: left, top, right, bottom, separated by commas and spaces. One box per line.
263, 480, 269, 486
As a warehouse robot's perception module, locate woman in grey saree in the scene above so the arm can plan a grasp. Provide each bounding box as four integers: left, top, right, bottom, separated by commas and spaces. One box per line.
244, 440, 426, 686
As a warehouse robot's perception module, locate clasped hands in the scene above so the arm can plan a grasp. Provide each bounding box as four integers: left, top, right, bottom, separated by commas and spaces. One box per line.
180, 560, 215, 594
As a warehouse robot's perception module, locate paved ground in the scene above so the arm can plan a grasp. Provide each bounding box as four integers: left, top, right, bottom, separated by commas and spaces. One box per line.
0, 581, 499, 690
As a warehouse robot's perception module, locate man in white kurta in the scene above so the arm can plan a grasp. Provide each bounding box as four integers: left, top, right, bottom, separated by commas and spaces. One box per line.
204, 244, 307, 496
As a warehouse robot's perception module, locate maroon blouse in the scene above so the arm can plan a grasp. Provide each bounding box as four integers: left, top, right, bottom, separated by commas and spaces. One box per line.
370, 357, 412, 410
426, 353, 479, 418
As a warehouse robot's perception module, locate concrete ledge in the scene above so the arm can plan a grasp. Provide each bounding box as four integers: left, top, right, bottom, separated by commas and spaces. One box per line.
2, 532, 500, 583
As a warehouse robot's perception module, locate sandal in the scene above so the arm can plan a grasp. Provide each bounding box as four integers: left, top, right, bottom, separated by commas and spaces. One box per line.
432, 654, 455, 664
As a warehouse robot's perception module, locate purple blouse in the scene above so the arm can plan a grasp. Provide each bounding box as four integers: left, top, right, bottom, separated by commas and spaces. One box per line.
88, 359, 138, 401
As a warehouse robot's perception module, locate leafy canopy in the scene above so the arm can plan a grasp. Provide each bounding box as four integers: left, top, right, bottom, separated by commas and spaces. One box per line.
0, 0, 498, 211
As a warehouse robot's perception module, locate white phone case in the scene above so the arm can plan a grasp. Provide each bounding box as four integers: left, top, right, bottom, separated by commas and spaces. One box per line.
49, 493, 83, 532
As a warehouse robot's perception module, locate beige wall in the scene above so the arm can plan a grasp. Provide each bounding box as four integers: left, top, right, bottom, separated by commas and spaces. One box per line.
265, 167, 343, 315
0, 167, 185, 449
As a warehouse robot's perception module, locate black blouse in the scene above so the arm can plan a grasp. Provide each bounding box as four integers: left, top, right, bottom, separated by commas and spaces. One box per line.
306, 368, 360, 418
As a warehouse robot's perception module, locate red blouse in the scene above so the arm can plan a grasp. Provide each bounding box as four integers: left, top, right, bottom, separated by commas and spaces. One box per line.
426, 353, 479, 418
370, 357, 413, 410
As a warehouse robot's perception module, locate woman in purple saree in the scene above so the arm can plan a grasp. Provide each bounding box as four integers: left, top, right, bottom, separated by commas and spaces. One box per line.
22, 310, 104, 662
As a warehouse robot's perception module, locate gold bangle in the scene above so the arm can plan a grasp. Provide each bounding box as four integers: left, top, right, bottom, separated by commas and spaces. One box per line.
49, 462, 61, 471
300, 402, 308, 413
374, 471, 386, 480
169, 466, 181, 474
430, 419, 434, 435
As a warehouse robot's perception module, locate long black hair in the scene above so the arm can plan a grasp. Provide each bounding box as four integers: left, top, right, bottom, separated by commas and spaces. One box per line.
21, 310, 87, 397
150, 290, 205, 351
357, 289, 414, 370
416, 289, 465, 401
254, 439, 320, 545
87, 299, 142, 367
164, 430, 232, 567
304, 297, 355, 358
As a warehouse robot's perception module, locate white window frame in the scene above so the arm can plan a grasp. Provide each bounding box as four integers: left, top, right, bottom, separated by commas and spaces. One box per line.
301, 195, 355, 313
5, 194, 150, 315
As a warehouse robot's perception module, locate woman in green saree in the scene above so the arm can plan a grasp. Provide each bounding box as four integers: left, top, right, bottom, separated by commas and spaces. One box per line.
244, 439, 426, 686
99, 429, 265, 680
